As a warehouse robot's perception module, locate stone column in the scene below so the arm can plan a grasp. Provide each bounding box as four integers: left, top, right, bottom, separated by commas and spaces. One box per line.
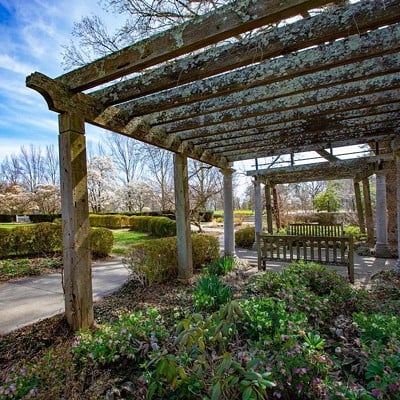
272, 185, 281, 231
353, 180, 366, 234
59, 113, 93, 331
222, 168, 235, 257
375, 172, 391, 258
173, 153, 193, 282
265, 181, 273, 234
396, 153, 400, 268
253, 176, 263, 247
362, 177, 374, 245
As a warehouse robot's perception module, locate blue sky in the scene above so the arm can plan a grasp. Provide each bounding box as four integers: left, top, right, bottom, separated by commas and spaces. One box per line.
0, 0, 112, 161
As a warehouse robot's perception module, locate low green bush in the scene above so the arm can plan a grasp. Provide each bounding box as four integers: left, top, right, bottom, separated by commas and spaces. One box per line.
89, 214, 131, 229
235, 226, 255, 248
193, 274, 232, 312
204, 256, 235, 276
28, 214, 60, 223
90, 227, 114, 257
344, 225, 361, 238
0, 223, 114, 259
129, 216, 176, 237
124, 234, 220, 284
0, 228, 13, 258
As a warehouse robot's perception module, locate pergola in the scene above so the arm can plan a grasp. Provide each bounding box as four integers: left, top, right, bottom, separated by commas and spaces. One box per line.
26, 0, 400, 330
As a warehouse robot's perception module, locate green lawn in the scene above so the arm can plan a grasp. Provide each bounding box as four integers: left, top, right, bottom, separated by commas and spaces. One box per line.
112, 229, 154, 254
0, 223, 31, 229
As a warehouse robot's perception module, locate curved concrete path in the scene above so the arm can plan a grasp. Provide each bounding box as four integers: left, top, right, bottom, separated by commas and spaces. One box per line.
0, 259, 130, 335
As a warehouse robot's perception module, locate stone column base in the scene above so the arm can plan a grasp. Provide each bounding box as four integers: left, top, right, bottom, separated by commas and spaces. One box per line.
375, 243, 392, 258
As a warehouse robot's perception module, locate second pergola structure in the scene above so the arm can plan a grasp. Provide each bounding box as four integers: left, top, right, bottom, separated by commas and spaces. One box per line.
247, 154, 394, 255
26, 0, 400, 330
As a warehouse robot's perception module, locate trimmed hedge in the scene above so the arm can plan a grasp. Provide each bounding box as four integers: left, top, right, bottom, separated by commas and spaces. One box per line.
129, 216, 176, 237
0, 223, 113, 259
124, 234, 220, 284
0, 214, 15, 223
28, 214, 61, 223
89, 214, 131, 229
235, 226, 255, 248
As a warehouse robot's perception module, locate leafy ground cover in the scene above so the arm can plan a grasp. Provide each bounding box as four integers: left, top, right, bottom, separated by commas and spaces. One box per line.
0, 256, 62, 282
0, 261, 399, 399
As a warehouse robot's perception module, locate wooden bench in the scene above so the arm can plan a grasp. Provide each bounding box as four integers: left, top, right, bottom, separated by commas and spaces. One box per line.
257, 233, 354, 283
287, 223, 344, 237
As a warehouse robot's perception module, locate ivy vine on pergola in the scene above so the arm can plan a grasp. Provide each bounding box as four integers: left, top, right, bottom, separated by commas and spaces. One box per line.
26, 0, 400, 330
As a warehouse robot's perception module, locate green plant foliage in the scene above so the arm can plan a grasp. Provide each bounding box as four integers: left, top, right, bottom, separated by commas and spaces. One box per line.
313, 183, 340, 212
204, 256, 235, 276
344, 225, 361, 238
71, 309, 167, 369
129, 216, 176, 237
235, 226, 255, 248
193, 275, 232, 312
89, 214, 131, 229
0, 228, 13, 258
89, 227, 114, 257
124, 234, 220, 284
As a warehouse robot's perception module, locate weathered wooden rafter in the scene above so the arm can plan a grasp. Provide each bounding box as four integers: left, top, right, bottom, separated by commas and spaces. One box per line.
246, 158, 385, 184
188, 101, 400, 146
93, 0, 400, 107
207, 117, 400, 155
57, 0, 335, 91
146, 56, 400, 128
219, 126, 398, 161
316, 149, 340, 162
26, 72, 228, 168
154, 54, 400, 133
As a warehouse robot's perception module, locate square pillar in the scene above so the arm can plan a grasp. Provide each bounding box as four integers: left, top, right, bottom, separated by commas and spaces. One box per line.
174, 153, 193, 282
253, 176, 263, 247
354, 180, 366, 234
265, 181, 273, 234
375, 172, 391, 258
59, 113, 93, 331
362, 177, 374, 245
222, 168, 235, 257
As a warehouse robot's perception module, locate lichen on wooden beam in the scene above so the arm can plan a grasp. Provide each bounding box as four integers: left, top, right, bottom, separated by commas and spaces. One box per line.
117, 24, 400, 116
93, 0, 400, 107
220, 127, 398, 161
147, 54, 400, 127
57, 0, 333, 92
194, 110, 400, 149
188, 101, 400, 146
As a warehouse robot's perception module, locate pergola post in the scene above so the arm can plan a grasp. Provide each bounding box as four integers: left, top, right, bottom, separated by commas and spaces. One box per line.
59, 113, 93, 331
353, 180, 366, 234
265, 181, 273, 234
362, 177, 375, 245
253, 176, 263, 247
272, 185, 281, 231
222, 167, 235, 257
173, 153, 193, 282
375, 172, 391, 258
396, 153, 400, 268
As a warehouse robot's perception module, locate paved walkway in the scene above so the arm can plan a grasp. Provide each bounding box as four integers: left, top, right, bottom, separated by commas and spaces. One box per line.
0, 240, 397, 335
0, 259, 130, 335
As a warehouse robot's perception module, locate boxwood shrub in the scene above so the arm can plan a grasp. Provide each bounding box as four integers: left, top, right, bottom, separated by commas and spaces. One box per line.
0, 223, 113, 258
129, 216, 176, 237
89, 214, 131, 229
235, 226, 255, 248
124, 234, 220, 284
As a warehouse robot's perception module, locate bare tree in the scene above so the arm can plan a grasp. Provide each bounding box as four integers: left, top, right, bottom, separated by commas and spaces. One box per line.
62, 0, 229, 69
189, 160, 223, 231
104, 133, 143, 185
1, 155, 22, 186
18, 145, 45, 192
43, 145, 59, 185
144, 147, 174, 212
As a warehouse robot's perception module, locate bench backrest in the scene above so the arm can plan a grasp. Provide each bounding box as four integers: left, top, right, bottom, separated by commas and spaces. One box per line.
287, 223, 344, 237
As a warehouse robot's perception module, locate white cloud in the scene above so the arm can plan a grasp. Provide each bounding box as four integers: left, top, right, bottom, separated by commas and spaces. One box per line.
0, 54, 34, 75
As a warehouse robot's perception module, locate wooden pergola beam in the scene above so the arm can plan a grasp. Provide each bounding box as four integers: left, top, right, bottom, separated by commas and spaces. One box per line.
214, 120, 400, 153
119, 24, 400, 117
193, 107, 400, 148
93, 0, 400, 107
26, 72, 228, 169
183, 93, 400, 143
57, 0, 333, 92
246, 158, 383, 184
222, 129, 398, 161
147, 54, 400, 127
